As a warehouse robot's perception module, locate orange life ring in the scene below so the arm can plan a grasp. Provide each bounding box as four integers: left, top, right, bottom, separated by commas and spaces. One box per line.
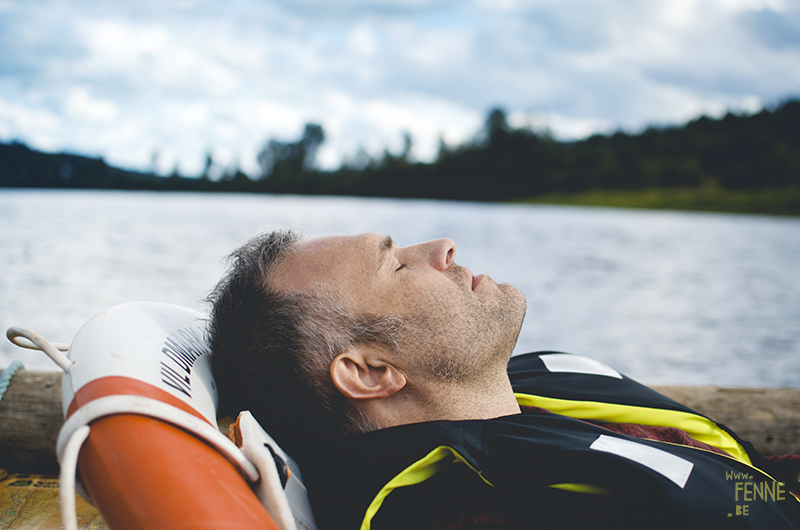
8, 302, 287, 530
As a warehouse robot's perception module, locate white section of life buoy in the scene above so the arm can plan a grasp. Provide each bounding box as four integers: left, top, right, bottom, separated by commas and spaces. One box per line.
62, 302, 217, 424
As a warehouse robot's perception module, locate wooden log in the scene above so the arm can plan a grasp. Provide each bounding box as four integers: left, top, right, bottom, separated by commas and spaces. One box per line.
1, 371, 799, 476
0, 371, 62, 475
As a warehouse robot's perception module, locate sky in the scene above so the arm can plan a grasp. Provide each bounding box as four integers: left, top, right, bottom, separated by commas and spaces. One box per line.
0, 0, 798, 177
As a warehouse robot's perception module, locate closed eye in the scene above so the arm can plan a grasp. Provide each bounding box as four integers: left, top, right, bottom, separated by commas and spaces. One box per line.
395, 263, 406, 272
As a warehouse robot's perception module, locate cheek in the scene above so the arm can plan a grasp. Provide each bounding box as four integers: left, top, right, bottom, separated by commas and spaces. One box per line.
366, 274, 468, 320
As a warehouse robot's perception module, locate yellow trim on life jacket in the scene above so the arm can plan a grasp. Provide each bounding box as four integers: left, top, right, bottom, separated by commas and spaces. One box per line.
548, 483, 612, 495
360, 445, 493, 530
515, 393, 752, 466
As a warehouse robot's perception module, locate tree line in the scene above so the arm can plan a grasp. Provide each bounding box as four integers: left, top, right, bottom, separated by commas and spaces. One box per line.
1, 99, 798, 201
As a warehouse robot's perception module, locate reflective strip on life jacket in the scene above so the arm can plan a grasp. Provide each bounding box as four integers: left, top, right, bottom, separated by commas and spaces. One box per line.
514, 392, 752, 465
360, 445, 493, 530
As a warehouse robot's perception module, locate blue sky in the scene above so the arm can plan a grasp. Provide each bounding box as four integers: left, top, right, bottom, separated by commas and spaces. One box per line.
0, 0, 798, 176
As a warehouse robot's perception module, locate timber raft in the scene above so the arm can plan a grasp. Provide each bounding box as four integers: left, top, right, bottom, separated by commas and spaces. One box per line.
1, 370, 799, 530
1, 370, 799, 475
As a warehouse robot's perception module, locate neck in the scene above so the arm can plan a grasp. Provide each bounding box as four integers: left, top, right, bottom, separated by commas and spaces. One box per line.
364, 372, 521, 429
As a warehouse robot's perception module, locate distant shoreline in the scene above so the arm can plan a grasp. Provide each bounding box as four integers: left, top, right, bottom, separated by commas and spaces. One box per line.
3, 185, 799, 217
516, 186, 800, 217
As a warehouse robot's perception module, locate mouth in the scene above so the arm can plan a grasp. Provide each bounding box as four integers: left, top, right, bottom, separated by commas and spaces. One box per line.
464, 267, 481, 291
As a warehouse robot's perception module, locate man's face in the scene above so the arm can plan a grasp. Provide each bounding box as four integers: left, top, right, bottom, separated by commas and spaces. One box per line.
271, 232, 527, 385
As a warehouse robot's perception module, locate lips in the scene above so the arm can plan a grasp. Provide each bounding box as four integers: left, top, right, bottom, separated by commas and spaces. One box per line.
464, 267, 479, 290
456, 265, 483, 291
468, 268, 475, 290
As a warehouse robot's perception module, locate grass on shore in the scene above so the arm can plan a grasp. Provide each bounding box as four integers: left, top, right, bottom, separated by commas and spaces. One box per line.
517, 186, 800, 217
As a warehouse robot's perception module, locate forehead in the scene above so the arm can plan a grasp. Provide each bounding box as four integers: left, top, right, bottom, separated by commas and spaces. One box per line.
271, 232, 387, 293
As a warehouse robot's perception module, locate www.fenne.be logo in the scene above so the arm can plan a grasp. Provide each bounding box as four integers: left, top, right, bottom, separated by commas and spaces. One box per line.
726, 470, 787, 517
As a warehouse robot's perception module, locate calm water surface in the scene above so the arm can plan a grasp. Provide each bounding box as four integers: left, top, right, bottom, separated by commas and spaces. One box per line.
1, 189, 798, 388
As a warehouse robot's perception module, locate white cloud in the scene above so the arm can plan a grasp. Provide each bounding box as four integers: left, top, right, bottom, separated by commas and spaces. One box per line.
75, 19, 240, 96
347, 25, 380, 58
63, 87, 118, 122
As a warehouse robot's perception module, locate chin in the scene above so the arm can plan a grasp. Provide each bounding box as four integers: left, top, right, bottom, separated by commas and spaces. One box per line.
500, 284, 527, 320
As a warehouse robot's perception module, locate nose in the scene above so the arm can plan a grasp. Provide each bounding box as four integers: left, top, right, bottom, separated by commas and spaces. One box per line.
418, 238, 456, 271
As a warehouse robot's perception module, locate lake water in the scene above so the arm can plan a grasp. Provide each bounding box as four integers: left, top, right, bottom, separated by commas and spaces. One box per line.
1, 189, 798, 388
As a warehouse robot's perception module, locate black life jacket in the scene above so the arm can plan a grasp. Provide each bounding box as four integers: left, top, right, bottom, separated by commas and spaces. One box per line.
302, 352, 800, 529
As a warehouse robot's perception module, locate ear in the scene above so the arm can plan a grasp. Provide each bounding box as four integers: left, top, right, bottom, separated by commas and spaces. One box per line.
330, 346, 406, 401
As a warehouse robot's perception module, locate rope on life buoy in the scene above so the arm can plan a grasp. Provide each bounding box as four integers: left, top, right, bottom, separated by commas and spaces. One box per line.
6, 326, 72, 371
2, 326, 70, 402
59, 425, 90, 530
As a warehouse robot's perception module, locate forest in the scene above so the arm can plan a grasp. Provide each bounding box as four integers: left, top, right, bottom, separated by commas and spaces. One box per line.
1, 99, 798, 212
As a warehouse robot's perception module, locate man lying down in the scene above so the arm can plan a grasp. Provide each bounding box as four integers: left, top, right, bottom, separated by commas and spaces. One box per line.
207, 229, 800, 529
